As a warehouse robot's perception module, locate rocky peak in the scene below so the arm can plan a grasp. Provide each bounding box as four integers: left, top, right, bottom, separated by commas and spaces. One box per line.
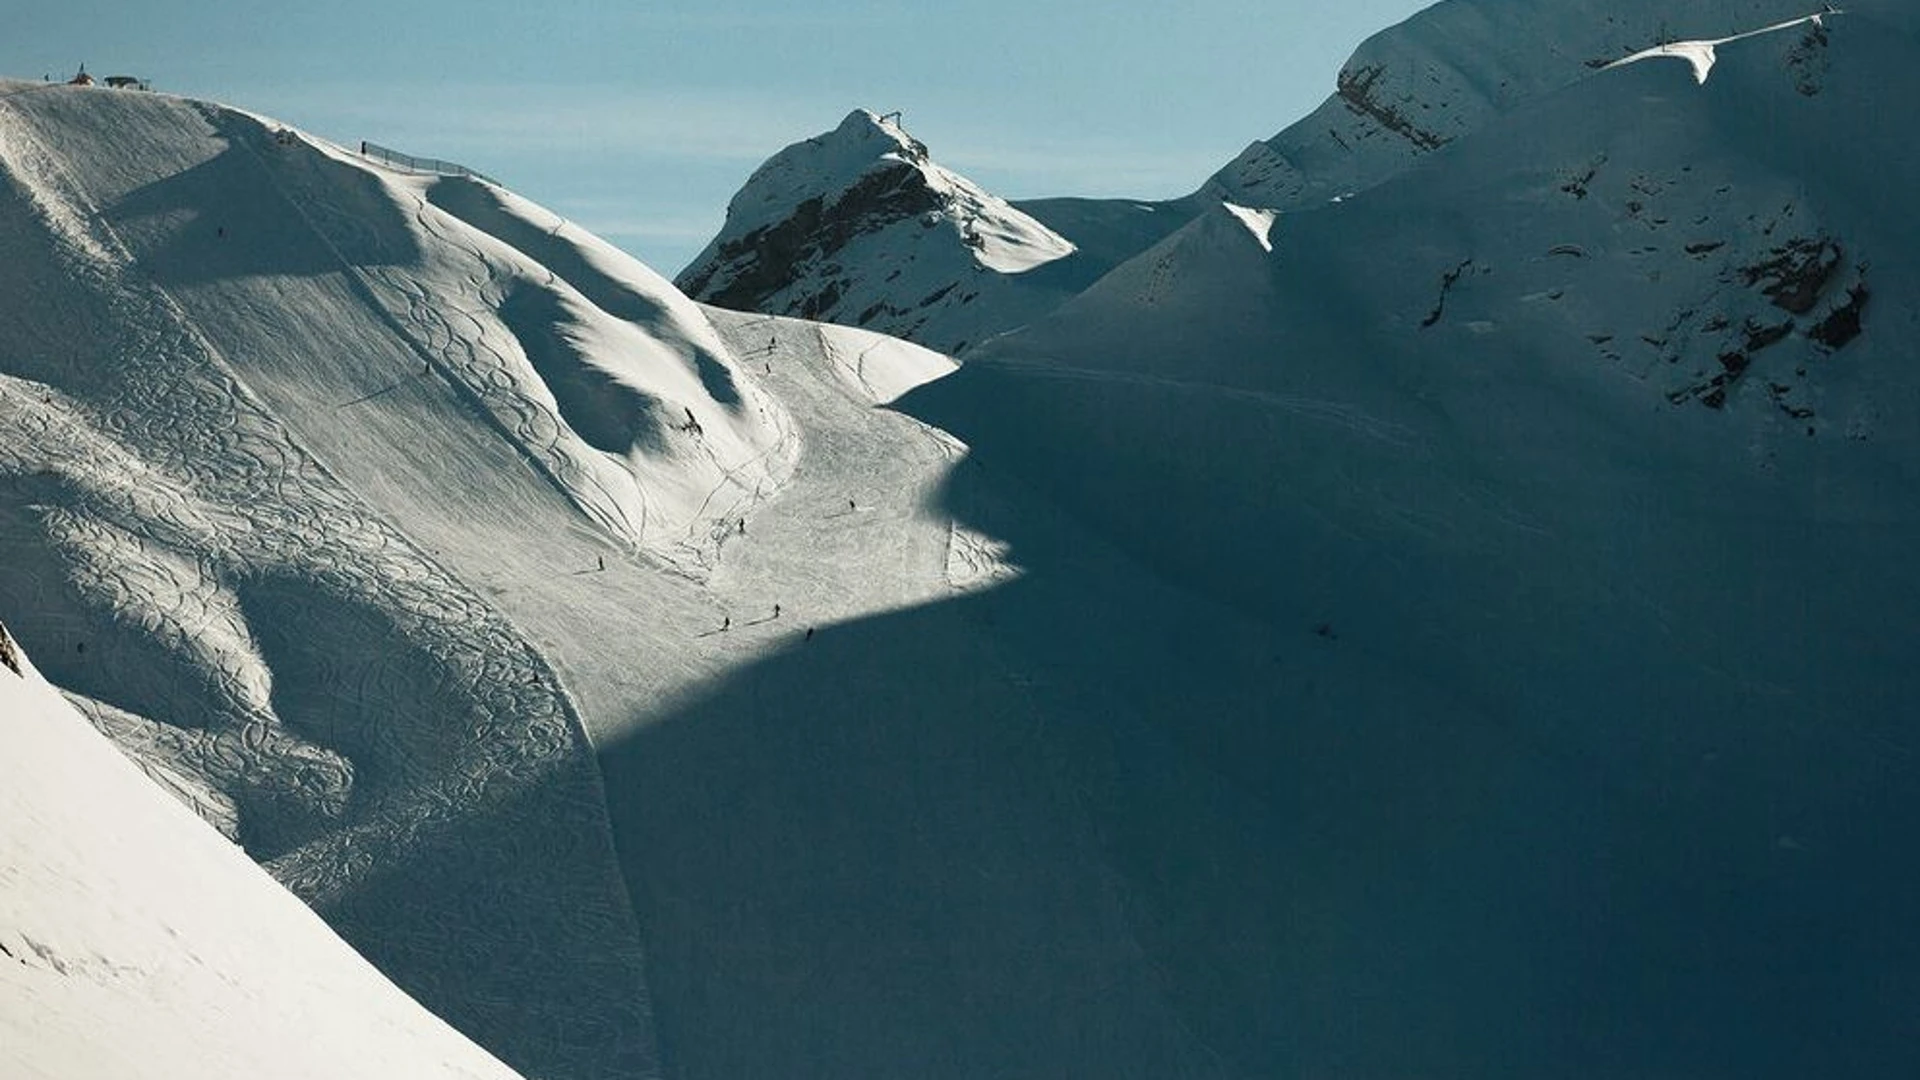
676, 109, 1076, 355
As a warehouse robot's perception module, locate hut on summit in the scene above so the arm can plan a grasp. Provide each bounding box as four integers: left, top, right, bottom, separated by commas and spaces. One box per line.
105, 75, 149, 90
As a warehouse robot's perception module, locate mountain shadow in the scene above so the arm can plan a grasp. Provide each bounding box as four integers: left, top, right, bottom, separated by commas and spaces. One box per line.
596, 437, 1920, 1080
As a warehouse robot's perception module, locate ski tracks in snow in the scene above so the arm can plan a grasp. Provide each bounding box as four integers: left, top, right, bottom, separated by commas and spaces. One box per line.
705, 314, 1005, 615
0, 97, 658, 1079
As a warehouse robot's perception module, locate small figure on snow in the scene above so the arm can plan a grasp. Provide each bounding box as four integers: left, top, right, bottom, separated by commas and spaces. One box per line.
721, 616, 731, 632
772, 603, 781, 619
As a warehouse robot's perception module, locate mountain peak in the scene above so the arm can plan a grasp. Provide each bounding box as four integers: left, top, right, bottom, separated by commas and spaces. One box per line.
693, 107, 936, 250
677, 108, 1075, 354
828, 107, 929, 162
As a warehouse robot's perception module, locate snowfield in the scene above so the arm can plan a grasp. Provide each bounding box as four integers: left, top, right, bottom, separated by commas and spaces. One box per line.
3, 1, 1919, 1079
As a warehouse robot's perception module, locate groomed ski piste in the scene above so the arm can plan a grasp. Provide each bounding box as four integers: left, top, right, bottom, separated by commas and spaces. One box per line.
4, 1, 1920, 1078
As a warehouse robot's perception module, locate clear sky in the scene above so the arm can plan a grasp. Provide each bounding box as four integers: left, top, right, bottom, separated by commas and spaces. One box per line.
9, 1, 1432, 274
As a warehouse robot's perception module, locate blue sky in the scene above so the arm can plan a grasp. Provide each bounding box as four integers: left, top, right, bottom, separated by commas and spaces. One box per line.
11, 1, 1432, 273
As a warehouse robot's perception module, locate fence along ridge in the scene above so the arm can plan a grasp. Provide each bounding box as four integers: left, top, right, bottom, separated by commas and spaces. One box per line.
358, 140, 499, 186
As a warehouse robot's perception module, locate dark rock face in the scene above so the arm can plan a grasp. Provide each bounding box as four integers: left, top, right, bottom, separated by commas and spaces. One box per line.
1666, 237, 1867, 417
1741, 236, 1845, 315
1809, 281, 1869, 349
679, 162, 944, 323
1336, 64, 1453, 153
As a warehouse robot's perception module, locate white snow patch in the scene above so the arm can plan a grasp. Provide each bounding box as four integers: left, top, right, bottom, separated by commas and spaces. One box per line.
1609, 13, 1835, 84
1221, 202, 1279, 252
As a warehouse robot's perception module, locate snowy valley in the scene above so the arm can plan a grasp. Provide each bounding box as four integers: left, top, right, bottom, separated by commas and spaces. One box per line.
4, 2, 1919, 1079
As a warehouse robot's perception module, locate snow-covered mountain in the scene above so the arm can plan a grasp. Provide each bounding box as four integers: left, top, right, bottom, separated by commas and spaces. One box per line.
0, 74, 1306, 1080
0, 625, 524, 1080
683, 0, 1833, 360
6, 3, 1920, 1079
905, 10, 1920, 1074
675, 109, 1187, 355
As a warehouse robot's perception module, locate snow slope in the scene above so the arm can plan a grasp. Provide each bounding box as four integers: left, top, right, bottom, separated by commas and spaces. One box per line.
676, 109, 1164, 356
0, 79, 694, 1080
0, 624, 525, 1080
0, 76, 1330, 1080
0, 71, 1529, 1080
905, 11, 1920, 1076
7, 7, 1919, 1078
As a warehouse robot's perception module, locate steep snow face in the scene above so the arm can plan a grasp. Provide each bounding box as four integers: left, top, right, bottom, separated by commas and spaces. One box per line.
677, 109, 1086, 354
1206, 0, 1818, 210
907, 14, 1920, 1075
0, 625, 523, 1080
